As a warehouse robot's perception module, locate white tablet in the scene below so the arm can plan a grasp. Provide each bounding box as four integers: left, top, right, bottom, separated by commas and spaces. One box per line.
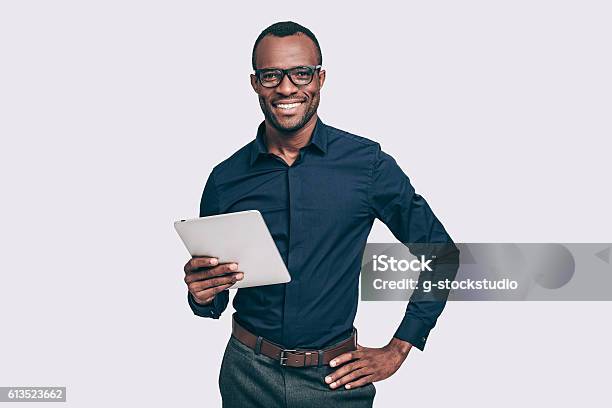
174, 210, 291, 289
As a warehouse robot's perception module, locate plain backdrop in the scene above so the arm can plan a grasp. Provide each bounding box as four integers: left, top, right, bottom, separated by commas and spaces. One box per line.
1, 1, 611, 407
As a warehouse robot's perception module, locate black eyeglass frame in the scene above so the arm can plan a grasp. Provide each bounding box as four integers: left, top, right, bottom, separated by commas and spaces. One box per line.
254, 65, 322, 88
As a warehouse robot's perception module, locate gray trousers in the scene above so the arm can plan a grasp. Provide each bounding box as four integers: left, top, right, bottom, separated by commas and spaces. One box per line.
219, 335, 376, 408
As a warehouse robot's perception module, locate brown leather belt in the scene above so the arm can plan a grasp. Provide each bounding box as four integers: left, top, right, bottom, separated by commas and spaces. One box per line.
232, 317, 357, 367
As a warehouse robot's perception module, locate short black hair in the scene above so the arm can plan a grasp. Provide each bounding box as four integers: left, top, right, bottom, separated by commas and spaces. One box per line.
252, 21, 322, 70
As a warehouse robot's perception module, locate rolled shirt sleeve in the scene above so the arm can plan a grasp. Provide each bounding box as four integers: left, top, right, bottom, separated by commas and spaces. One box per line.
368, 146, 459, 351
187, 170, 230, 318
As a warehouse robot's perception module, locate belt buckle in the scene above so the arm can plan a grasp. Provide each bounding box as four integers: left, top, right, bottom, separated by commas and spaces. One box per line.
279, 349, 296, 366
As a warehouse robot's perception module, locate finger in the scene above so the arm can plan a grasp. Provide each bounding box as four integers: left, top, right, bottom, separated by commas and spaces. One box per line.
184, 257, 219, 273
184, 263, 239, 283
345, 374, 375, 390
329, 350, 360, 368
188, 272, 244, 292
324, 360, 365, 386
192, 283, 233, 304
329, 367, 370, 389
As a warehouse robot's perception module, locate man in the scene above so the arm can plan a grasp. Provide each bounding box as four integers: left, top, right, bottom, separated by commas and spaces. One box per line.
183, 21, 459, 407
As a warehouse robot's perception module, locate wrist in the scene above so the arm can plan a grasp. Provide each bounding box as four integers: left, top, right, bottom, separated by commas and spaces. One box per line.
388, 337, 413, 357
190, 292, 213, 306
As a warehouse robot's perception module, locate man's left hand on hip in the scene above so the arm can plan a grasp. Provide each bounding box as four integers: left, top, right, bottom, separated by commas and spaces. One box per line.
324, 337, 413, 390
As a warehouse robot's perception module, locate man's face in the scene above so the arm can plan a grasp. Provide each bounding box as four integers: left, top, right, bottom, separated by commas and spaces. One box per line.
251, 34, 325, 133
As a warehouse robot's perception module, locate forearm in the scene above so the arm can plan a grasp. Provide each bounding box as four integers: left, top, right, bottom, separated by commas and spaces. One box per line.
395, 243, 460, 350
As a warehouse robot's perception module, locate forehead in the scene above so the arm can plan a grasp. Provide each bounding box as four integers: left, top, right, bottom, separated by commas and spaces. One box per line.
255, 34, 319, 69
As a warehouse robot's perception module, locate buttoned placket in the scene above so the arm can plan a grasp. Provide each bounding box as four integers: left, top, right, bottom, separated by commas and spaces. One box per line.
267, 149, 308, 348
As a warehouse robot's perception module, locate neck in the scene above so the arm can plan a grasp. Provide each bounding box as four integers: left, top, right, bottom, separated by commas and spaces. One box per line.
264, 114, 318, 158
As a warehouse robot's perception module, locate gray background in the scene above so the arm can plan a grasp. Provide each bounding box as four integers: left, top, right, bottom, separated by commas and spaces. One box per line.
1, 1, 610, 407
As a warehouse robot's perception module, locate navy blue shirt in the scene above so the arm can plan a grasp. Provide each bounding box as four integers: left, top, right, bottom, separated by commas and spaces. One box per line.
188, 118, 458, 351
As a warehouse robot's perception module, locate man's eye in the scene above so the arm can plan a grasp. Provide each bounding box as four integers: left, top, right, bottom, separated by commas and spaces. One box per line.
294, 70, 311, 78
262, 72, 280, 81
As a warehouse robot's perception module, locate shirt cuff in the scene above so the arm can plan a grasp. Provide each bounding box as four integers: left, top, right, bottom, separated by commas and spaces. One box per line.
187, 292, 221, 319
393, 316, 433, 351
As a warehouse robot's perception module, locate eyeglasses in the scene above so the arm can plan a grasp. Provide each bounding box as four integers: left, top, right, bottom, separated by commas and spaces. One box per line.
254, 65, 322, 88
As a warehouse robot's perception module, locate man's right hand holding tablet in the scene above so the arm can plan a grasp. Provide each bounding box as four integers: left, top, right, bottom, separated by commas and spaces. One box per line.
184, 257, 244, 305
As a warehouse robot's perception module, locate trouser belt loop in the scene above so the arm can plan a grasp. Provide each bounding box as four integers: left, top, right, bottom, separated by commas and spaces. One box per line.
317, 350, 324, 367
254, 336, 263, 355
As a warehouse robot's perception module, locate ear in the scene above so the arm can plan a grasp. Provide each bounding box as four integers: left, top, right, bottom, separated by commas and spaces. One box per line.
317, 69, 326, 89
250, 74, 259, 93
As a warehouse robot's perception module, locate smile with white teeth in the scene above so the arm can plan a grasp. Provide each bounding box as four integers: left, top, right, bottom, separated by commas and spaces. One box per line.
275, 102, 302, 110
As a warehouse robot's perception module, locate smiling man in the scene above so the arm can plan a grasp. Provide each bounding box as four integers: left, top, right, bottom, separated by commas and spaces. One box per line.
183, 21, 459, 407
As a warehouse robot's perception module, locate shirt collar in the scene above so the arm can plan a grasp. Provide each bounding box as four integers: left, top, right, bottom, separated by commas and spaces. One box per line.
249, 117, 328, 166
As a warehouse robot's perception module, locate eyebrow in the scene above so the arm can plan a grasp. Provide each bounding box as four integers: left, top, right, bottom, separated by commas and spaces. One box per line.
255, 65, 317, 71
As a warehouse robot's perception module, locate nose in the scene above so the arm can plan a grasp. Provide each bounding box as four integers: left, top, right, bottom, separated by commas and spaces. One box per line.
275, 73, 298, 96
